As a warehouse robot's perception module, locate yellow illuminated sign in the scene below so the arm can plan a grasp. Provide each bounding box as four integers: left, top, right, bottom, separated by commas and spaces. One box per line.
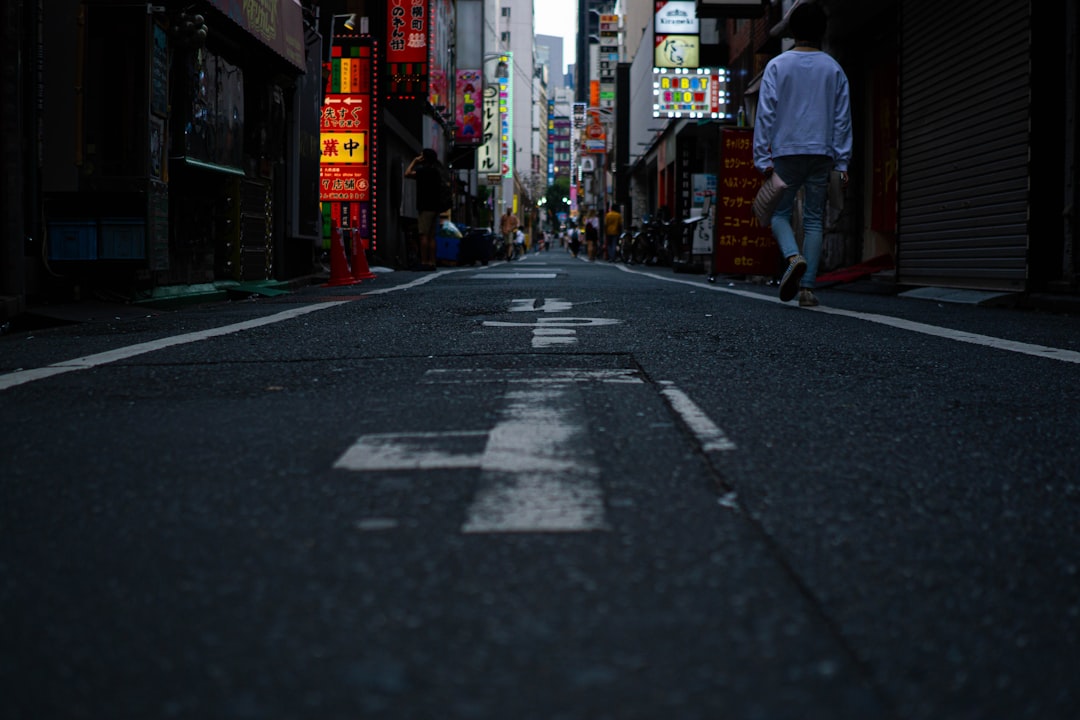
320, 132, 367, 165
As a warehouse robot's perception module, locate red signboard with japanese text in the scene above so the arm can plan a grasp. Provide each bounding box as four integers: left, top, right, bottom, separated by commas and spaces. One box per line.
714, 128, 776, 274
321, 36, 375, 246
387, 0, 429, 96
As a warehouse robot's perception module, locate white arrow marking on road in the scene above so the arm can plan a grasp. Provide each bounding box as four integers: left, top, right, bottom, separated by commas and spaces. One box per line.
484, 315, 621, 349
509, 298, 574, 313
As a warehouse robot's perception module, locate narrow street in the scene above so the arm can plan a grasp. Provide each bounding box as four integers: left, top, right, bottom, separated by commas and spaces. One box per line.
3, 252, 1078, 719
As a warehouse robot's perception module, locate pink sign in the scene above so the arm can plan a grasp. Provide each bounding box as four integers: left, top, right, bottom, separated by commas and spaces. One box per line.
455, 70, 482, 145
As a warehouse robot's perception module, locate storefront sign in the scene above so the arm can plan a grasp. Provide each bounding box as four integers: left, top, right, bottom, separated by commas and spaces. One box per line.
654, 34, 699, 68
321, 38, 375, 245
714, 128, 774, 274
204, 0, 304, 71
429, 0, 452, 113
653, 67, 730, 118
477, 85, 500, 183
387, 0, 429, 96
654, 1, 699, 35
455, 70, 482, 144
552, 116, 571, 178
498, 52, 514, 179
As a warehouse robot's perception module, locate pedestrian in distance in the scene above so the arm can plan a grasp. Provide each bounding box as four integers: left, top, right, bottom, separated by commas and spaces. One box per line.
500, 209, 519, 261
514, 228, 526, 258
567, 224, 581, 258
585, 209, 600, 261
404, 148, 448, 271
753, 2, 852, 307
604, 204, 623, 262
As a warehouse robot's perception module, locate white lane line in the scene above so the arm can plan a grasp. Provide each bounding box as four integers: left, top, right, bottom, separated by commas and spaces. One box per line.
658, 382, 737, 452
0, 302, 351, 391
474, 273, 558, 279
813, 305, 1080, 364
0, 270, 463, 392
616, 264, 1080, 365
463, 384, 607, 533
421, 368, 643, 385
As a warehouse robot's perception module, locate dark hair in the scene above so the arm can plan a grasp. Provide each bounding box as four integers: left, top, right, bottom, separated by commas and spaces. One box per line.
421, 148, 437, 163
789, 2, 827, 43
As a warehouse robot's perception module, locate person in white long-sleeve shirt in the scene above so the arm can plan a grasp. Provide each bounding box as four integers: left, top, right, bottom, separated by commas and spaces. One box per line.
753, 2, 852, 307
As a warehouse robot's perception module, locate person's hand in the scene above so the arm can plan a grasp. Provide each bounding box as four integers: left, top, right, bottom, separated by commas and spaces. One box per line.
763, 167, 774, 177
839, 171, 849, 187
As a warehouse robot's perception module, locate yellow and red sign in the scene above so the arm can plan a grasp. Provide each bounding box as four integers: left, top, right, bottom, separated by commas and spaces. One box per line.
321, 37, 375, 244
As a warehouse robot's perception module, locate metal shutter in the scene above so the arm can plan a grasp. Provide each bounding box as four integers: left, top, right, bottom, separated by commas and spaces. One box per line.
898, 0, 1030, 290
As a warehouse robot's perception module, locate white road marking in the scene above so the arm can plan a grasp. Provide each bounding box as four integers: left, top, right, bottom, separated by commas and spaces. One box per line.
616, 264, 1080, 365
334, 430, 489, 470
0, 269, 462, 392
509, 298, 573, 312
658, 381, 737, 452
463, 384, 607, 533
483, 317, 620, 328
486, 297, 621, 348
333, 370, 610, 534
421, 368, 643, 385
0, 301, 352, 392
334, 368, 728, 528
475, 273, 558, 279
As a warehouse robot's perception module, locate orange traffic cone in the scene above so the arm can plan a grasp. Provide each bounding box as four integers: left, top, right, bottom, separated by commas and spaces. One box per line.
349, 230, 377, 281
324, 220, 360, 287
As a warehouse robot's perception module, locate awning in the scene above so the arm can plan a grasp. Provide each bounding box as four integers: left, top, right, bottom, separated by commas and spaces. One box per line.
205, 0, 306, 72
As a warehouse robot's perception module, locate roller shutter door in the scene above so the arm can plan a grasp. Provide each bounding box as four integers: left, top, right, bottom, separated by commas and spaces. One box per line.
898, 0, 1030, 290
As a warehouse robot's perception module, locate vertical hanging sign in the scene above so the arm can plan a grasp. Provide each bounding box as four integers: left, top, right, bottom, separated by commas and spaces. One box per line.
598, 15, 619, 110
455, 69, 482, 145
321, 36, 377, 246
498, 52, 513, 179
387, 0, 429, 97
477, 85, 500, 184
714, 128, 773, 274
428, 0, 453, 113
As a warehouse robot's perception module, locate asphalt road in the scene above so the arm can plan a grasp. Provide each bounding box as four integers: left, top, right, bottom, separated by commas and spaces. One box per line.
2, 249, 1079, 719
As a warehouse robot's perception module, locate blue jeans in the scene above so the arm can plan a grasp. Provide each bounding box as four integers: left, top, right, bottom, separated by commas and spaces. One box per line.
770, 155, 832, 289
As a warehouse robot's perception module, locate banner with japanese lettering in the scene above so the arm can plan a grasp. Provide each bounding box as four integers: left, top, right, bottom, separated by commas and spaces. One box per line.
477, 85, 500, 183
321, 36, 375, 244
429, 0, 452, 113
455, 69, 482, 145
387, 0, 429, 97
499, 52, 514, 179
714, 128, 776, 274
